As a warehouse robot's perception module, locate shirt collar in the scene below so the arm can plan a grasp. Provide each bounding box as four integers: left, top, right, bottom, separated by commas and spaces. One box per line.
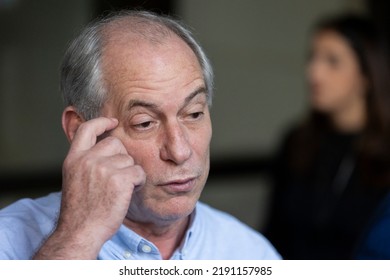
173, 204, 198, 259
112, 204, 200, 259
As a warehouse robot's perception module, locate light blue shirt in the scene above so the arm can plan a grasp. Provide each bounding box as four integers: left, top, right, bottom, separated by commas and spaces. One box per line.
0, 192, 281, 260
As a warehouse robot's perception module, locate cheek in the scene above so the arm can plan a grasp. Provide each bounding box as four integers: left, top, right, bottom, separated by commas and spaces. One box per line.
191, 122, 212, 156
332, 70, 363, 100
125, 141, 157, 168
317, 66, 355, 97
110, 127, 157, 166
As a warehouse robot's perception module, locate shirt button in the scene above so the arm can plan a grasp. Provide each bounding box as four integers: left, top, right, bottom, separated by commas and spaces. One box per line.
123, 251, 132, 259
141, 245, 152, 253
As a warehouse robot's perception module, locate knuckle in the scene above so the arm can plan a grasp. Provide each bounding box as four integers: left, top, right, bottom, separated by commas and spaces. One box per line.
76, 122, 91, 135
63, 152, 82, 172
108, 165, 145, 187
107, 172, 123, 187
135, 165, 145, 175
81, 154, 97, 169
133, 165, 146, 181
62, 156, 73, 170
104, 136, 122, 147
111, 154, 134, 166
103, 136, 119, 144
77, 153, 108, 176
99, 136, 127, 153
125, 155, 135, 165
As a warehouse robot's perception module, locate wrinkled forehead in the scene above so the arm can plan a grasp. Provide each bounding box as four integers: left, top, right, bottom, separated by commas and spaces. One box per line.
98, 24, 205, 110
101, 36, 202, 87
100, 18, 201, 75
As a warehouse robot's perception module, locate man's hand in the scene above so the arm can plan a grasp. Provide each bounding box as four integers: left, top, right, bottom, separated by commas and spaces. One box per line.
34, 117, 145, 259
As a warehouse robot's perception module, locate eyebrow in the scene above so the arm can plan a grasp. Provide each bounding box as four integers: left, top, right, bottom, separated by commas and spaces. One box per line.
126, 86, 208, 112
184, 86, 207, 106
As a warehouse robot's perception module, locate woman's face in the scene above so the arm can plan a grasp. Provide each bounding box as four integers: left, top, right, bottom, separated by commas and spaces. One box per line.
307, 30, 368, 115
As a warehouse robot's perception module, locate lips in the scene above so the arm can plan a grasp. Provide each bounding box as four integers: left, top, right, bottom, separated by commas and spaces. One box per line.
157, 177, 197, 193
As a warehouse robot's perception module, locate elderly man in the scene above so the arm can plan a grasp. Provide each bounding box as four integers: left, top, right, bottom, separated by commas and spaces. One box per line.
0, 10, 280, 260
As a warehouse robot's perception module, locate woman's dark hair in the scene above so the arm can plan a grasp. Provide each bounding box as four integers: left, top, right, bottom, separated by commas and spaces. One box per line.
290, 13, 390, 187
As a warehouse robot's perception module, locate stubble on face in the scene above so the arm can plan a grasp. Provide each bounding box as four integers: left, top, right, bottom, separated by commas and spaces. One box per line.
99, 25, 212, 227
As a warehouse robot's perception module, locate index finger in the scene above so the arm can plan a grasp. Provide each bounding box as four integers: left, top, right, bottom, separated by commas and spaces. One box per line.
70, 117, 119, 152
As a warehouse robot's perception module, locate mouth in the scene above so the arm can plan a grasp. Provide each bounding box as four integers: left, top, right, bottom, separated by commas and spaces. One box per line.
157, 177, 198, 193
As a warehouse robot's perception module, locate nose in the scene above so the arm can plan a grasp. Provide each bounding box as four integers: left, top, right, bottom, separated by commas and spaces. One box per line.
160, 121, 192, 165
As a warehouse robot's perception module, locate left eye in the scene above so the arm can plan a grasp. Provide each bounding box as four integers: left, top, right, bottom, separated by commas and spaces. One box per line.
134, 121, 152, 129
189, 112, 203, 119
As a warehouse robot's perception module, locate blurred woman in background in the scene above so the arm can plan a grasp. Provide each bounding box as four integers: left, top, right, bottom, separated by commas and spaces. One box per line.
264, 13, 390, 259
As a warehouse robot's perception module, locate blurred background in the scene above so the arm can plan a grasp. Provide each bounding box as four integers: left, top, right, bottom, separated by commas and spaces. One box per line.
0, 0, 382, 230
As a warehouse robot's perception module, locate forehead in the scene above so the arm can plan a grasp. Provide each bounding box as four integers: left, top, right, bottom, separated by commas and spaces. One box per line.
313, 30, 353, 52
100, 27, 204, 105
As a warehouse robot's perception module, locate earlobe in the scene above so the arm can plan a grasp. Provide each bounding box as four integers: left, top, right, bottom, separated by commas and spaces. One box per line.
62, 106, 85, 143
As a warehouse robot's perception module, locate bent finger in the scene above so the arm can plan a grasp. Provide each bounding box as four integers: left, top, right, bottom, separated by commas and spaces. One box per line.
120, 165, 146, 188
91, 136, 129, 156
70, 117, 119, 152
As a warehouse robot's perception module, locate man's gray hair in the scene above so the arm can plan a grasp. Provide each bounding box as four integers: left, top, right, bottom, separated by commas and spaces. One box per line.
60, 10, 214, 120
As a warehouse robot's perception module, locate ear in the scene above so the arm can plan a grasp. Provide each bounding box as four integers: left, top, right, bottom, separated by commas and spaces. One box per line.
62, 106, 85, 143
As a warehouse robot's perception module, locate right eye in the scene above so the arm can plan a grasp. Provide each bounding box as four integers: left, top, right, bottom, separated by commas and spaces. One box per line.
133, 121, 154, 131
326, 54, 340, 68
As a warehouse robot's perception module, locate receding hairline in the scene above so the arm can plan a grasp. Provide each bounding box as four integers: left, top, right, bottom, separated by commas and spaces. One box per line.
60, 10, 213, 120
98, 14, 201, 74
100, 14, 178, 49
98, 15, 205, 93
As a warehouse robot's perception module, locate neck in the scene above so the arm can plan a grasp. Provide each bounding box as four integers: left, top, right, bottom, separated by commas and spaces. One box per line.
123, 216, 189, 260
330, 98, 366, 133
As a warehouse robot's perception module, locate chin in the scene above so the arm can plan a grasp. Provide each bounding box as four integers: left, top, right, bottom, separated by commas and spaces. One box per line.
153, 196, 198, 222
311, 99, 333, 113
129, 193, 198, 225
